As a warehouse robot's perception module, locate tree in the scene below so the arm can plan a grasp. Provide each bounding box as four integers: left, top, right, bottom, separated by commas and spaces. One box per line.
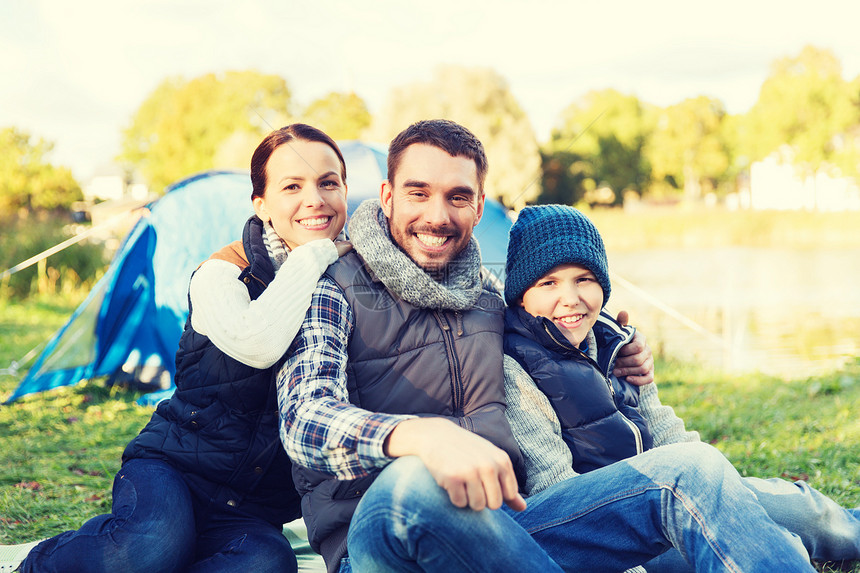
302, 92, 371, 140
371, 66, 542, 209
545, 89, 655, 206
120, 71, 293, 191
538, 149, 591, 206
0, 127, 81, 215
645, 96, 733, 201
832, 75, 860, 178
742, 45, 860, 174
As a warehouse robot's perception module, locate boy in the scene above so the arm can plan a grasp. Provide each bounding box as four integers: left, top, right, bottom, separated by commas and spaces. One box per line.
502, 204, 860, 570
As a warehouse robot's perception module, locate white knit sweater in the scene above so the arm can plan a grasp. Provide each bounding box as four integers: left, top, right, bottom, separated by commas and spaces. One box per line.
189, 238, 338, 368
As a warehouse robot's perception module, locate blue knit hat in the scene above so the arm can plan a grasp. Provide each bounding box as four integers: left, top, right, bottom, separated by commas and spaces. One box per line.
504, 204, 611, 307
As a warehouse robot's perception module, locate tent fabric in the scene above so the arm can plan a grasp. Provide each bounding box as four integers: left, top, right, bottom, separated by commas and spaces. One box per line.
8, 171, 255, 403
8, 141, 514, 404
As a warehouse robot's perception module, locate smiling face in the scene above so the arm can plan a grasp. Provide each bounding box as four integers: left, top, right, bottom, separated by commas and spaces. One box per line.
520, 263, 604, 348
252, 139, 347, 250
381, 143, 484, 273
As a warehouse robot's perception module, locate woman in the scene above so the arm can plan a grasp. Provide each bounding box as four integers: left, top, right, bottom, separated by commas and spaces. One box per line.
16, 124, 350, 573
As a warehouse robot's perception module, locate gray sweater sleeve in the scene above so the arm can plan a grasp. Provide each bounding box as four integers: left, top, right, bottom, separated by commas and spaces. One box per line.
637, 382, 700, 447
503, 355, 578, 496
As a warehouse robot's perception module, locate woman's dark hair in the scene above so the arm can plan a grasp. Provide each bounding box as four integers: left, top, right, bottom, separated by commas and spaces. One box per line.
250, 124, 347, 199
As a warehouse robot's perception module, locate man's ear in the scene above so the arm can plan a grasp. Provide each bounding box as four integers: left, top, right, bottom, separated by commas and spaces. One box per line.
380, 180, 393, 218
474, 192, 485, 227
252, 195, 269, 222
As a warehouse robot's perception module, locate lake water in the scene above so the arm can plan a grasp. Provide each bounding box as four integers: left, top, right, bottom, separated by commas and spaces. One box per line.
602, 246, 860, 378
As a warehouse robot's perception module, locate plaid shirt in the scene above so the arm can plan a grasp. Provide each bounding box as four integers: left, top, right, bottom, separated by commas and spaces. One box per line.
276, 276, 414, 480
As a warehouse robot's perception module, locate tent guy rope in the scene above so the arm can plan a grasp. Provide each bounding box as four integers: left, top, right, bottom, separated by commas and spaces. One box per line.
0, 206, 146, 280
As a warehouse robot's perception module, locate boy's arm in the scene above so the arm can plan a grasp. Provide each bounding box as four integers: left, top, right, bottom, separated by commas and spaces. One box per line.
638, 382, 700, 447
191, 238, 338, 368
503, 355, 578, 496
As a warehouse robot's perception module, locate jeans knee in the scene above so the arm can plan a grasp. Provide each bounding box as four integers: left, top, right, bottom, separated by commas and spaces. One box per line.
117, 529, 195, 573
679, 442, 731, 475
352, 456, 451, 534
235, 534, 298, 573
372, 456, 443, 504
641, 442, 735, 487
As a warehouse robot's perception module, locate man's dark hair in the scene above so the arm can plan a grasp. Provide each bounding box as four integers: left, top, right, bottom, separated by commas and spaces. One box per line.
250, 123, 347, 200
387, 119, 488, 192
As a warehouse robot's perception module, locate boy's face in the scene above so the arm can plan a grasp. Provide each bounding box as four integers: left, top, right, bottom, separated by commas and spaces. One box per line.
520, 263, 604, 349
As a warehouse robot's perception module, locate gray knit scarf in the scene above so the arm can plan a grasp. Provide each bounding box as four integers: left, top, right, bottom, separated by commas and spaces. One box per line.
348, 199, 483, 310
262, 220, 289, 272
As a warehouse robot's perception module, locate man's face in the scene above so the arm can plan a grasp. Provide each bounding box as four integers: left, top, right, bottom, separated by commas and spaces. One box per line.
381, 143, 484, 273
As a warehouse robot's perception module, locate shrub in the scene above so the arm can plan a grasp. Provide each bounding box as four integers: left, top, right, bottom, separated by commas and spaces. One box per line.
0, 213, 107, 299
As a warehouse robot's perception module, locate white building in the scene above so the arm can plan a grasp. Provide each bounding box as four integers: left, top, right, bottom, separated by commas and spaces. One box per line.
83, 164, 150, 202
749, 147, 860, 211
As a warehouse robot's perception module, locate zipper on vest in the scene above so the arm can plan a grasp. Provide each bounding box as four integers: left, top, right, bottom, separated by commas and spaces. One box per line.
544, 323, 645, 454
454, 311, 464, 336
435, 312, 465, 417
620, 413, 644, 454
598, 367, 644, 455
542, 323, 618, 398
604, 328, 644, 455
241, 269, 268, 290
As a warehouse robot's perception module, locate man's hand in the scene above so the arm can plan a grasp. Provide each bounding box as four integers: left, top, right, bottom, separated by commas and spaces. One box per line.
384, 418, 526, 513
613, 311, 654, 386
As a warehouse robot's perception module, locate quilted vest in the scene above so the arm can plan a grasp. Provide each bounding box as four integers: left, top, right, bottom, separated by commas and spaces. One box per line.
292, 251, 524, 572
503, 306, 653, 474
122, 216, 302, 525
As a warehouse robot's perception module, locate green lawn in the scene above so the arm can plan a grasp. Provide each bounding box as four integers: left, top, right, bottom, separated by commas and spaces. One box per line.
657, 359, 860, 507
1, 294, 858, 571
1, 294, 154, 540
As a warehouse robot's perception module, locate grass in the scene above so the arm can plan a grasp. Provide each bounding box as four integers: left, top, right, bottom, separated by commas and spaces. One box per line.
0, 292, 154, 541
0, 381, 152, 540
657, 359, 860, 572
657, 358, 860, 506
1, 294, 858, 571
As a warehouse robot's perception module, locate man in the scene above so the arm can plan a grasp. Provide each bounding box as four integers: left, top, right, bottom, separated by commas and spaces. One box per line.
278, 119, 815, 572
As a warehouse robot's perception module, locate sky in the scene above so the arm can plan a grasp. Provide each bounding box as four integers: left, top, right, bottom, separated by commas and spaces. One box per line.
2, 0, 860, 182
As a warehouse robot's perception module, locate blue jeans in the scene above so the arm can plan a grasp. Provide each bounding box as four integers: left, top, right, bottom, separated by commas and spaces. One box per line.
21, 458, 297, 573
344, 443, 816, 572
644, 475, 860, 572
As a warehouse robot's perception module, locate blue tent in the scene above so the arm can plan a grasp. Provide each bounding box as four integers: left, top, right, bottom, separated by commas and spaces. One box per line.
7, 141, 514, 403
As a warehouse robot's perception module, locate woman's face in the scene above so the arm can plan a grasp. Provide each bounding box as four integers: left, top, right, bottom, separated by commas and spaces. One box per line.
253, 139, 347, 250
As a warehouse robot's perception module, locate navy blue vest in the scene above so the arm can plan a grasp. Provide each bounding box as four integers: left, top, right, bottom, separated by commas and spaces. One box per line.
123, 216, 301, 525
504, 307, 653, 474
